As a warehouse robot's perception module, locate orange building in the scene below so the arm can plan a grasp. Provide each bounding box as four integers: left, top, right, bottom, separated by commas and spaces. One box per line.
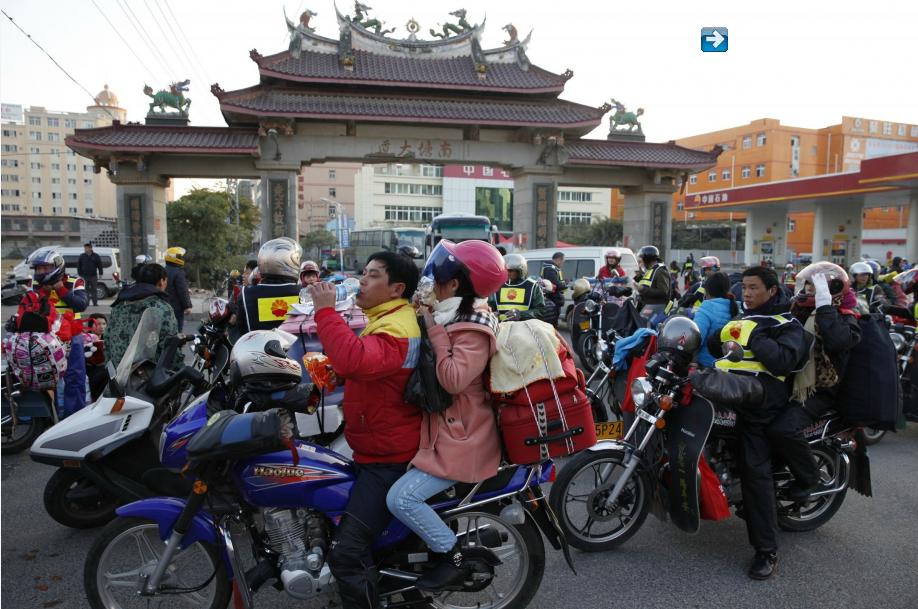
674, 117, 918, 256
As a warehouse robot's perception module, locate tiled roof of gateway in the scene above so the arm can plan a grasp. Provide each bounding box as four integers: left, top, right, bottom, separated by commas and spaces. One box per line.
565, 139, 719, 169
65, 124, 260, 153
217, 87, 602, 129
254, 49, 569, 93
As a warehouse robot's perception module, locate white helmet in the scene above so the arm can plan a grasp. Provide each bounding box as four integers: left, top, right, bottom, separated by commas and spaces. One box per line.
134, 254, 152, 265
257, 237, 302, 280
539, 278, 555, 293
849, 262, 872, 276
504, 253, 528, 277
229, 330, 302, 394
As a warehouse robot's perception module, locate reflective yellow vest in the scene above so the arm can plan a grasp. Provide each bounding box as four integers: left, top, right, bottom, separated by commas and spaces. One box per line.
495, 279, 537, 320
691, 286, 707, 312
714, 314, 794, 380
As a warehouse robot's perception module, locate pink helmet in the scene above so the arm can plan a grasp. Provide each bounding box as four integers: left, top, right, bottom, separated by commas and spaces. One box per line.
423, 240, 508, 298
699, 256, 721, 270
605, 248, 621, 261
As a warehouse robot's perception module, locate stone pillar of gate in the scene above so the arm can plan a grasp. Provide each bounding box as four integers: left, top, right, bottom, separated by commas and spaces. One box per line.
906, 194, 918, 263
115, 175, 170, 266
257, 171, 299, 245
811, 199, 863, 268
621, 186, 675, 262
512, 171, 561, 250
744, 207, 788, 267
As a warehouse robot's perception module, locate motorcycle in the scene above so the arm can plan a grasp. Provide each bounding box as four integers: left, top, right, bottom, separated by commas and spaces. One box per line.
189, 297, 234, 388
548, 342, 871, 552
1, 279, 28, 305
574, 282, 633, 374
887, 315, 918, 424
30, 311, 210, 528
82, 404, 571, 609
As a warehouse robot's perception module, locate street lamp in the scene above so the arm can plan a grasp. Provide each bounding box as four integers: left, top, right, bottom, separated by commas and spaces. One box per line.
320, 197, 344, 272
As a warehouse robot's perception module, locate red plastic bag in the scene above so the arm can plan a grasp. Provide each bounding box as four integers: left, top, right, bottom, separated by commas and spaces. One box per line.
698, 457, 731, 521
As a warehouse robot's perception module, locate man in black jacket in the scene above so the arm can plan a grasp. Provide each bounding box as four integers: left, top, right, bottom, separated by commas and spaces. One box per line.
539, 252, 566, 327
77, 242, 104, 306
712, 266, 808, 580
164, 246, 192, 332
236, 238, 302, 335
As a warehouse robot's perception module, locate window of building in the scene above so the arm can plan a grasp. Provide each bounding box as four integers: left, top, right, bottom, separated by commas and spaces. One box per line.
83, 178, 92, 186
47, 132, 60, 142
721, 169, 731, 180
68, 178, 77, 185
83, 164, 92, 172
46, 117, 59, 127
1, 174, 19, 182
328, 187, 336, 198
29, 146, 40, 154
1, 144, 18, 152
68, 193, 77, 200
421, 164, 443, 177
811, 145, 818, 157
755, 164, 766, 177
741, 166, 751, 178
28, 116, 41, 126
52, 206, 62, 215
32, 177, 42, 184
327, 169, 336, 180
383, 182, 443, 196
52, 192, 62, 200
756, 133, 767, 146
83, 121, 94, 128
84, 207, 94, 215
707, 171, 717, 182
676, 201, 684, 211
1, 129, 17, 137
1, 204, 22, 211
383, 205, 440, 223
742, 136, 752, 149
30, 162, 42, 170
66, 163, 77, 171
1, 189, 21, 197
557, 211, 594, 225
68, 206, 78, 214
0, 159, 19, 168
688, 174, 697, 184
29, 131, 41, 140
558, 191, 594, 202
51, 177, 60, 184
32, 192, 42, 199
32, 205, 41, 213
64, 119, 76, 129
787, 218, 796, 232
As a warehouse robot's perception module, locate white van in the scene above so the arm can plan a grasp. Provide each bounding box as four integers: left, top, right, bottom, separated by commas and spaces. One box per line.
9, 246, 123, 301
520, 246, 640, 326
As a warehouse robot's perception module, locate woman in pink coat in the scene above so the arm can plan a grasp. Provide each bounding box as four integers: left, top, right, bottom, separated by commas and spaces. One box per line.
386, 240, 507, 592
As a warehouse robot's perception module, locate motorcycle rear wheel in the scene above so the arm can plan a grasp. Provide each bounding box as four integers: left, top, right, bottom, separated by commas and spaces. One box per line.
776, 447, 848, 532
1, 415, 46, 454
84, 516, 230, 609
549, 448, 651, 552
861, 427, 886, 445
44, 468, 119, 529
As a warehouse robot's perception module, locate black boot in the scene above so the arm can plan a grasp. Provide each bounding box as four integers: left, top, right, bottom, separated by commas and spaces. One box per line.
748, 550, 778, 580
416, 543, 466, 591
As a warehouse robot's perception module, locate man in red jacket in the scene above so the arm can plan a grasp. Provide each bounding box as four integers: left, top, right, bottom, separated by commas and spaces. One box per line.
310, 250, 421, 609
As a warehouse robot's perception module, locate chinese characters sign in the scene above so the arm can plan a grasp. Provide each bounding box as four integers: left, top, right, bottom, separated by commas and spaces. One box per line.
127, 195, 144, 259
375, 139, 454, 159
533, 183, 555, 249
650, 201, 666, 258
269, 179, 289, 238
687, 191, 730, 207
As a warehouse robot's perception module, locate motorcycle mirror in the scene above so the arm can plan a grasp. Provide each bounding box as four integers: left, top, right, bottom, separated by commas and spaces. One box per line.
722, 341, 744, 363
105, 361, 125, 398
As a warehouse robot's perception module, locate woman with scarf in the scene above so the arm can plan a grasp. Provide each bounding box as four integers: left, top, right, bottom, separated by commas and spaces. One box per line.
386, 240, 507, 592
767, 261, 861, 502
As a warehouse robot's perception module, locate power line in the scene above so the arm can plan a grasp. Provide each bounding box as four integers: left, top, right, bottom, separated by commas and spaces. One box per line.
161, 0, 213, 84
88, 0, 161, 84
0, 9, 118, 121
142, 0, 195, 83
150, 0, 204, 85
113, 0, 177, 79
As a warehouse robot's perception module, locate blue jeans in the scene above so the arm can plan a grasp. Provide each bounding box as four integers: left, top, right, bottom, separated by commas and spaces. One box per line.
386, 468, 457, 553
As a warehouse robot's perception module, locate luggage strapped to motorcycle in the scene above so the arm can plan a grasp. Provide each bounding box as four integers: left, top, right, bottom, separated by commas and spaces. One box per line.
503, 323, 577, 461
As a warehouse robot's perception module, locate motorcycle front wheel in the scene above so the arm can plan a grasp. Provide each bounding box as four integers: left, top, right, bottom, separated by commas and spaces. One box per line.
84, 516, 230, 609
549, 449, 651, 552
576, 332, 600, 375
1, 414, 46, 454
44, 468, 119, 529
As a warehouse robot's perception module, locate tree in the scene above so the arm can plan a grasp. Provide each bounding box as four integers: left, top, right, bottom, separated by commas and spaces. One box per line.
300, 229, 338, 259
167, 188, 260, 288
558, 218, 623, 246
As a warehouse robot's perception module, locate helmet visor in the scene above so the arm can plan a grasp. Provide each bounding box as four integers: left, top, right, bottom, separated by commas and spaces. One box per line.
421, 240, 462, 284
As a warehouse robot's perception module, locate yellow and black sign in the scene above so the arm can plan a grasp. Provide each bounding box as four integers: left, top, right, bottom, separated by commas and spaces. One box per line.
257, 295, 299, 322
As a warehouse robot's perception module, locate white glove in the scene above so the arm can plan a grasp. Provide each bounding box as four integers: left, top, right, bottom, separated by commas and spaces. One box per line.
813, 273, 832, 308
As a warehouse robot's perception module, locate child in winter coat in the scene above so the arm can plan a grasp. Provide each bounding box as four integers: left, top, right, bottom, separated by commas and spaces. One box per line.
386, 240, 507, 592
693, 272, 739, 368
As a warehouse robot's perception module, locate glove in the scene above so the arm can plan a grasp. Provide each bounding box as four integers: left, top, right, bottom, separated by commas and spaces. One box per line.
813, 273, 832, 308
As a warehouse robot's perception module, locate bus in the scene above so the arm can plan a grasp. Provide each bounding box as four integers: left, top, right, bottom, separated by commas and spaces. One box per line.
425, 213, 496, 256
345, 227, 426, 271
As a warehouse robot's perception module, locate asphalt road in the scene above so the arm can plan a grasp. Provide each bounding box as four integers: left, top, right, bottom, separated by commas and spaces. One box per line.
2, 306, 917, 609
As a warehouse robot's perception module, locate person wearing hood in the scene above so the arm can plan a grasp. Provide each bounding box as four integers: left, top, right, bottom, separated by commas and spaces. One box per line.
104, 263, 181, 369
693, 271, 739, 368
767, 262, 861, 506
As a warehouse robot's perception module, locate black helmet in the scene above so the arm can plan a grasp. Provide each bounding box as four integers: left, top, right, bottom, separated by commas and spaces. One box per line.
657, 316, 701, 355
638, 245, 660, 262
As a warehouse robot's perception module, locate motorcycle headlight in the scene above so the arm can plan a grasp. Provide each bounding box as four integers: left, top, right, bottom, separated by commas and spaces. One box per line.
594, 338, 608, 362
584, 299, 598, 314
890, 332, 906, 353
631, 377, 653, 409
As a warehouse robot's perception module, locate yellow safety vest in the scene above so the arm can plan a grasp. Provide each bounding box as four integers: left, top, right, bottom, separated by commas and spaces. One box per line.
715, 315, 793, 380
48, 287, 81, 319
639, 265, 660, 288
691, 286, 706, 312
495, 280, 536, 320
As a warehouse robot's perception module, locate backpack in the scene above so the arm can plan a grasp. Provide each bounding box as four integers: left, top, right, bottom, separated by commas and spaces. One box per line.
489, 321, 596, 464
4, 332, 68, 390
836, 313, 901, 430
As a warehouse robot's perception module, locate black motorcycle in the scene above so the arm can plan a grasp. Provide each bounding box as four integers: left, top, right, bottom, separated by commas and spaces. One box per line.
573, 282, 634, 374
190, 297, 234, 388
549, 343, 871, 552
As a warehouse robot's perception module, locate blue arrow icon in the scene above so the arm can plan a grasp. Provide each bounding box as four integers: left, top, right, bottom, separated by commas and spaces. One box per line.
701, 27, 728, 52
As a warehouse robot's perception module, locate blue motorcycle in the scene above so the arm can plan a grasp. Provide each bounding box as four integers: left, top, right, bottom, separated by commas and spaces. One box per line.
84, 406, 570, 609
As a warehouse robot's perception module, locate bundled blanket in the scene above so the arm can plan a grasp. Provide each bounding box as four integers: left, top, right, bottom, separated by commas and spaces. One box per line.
489, 319, 564, 394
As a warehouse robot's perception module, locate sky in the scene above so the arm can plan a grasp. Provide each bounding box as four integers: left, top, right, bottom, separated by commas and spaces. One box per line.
2, 0, 917, 195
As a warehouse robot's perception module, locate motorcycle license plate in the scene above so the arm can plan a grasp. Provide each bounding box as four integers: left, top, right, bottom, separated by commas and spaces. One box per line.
579, 320, 591, 330
594, 421, 623, 440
